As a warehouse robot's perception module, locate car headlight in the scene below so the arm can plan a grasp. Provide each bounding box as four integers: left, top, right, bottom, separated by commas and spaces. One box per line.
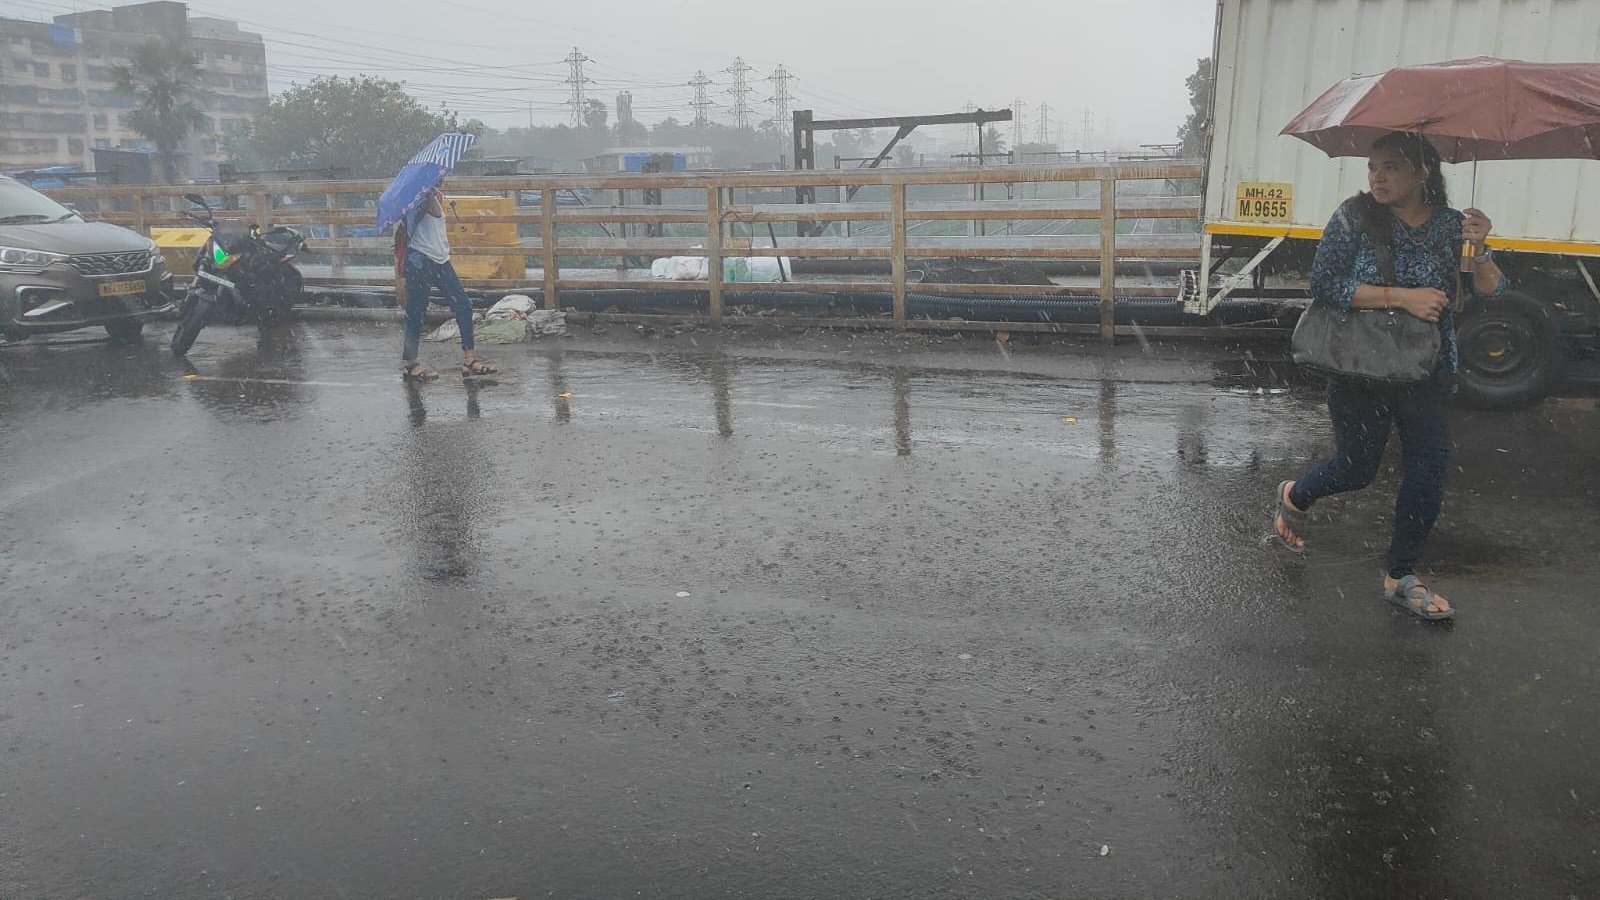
0, 245, 68, 273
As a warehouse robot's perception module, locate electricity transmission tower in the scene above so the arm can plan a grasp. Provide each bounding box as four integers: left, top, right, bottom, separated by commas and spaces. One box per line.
1011, 97, 1027, 148
563, 47, 591, 128
688, 71, 715, 126
1036, 102, 1053, 146
725, 57, 755, 130
1080, 108, 1096, 149
768, 64, 795, 140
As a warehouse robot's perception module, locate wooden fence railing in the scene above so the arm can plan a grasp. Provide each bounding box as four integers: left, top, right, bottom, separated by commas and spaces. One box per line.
44, 163, 1203, 343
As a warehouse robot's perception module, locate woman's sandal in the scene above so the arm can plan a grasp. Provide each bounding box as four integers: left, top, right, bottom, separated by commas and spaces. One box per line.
1385, 575, 1455, 621
401, 362, 439, 382
1273, 480, 1308, 552
462, 359, 498, 377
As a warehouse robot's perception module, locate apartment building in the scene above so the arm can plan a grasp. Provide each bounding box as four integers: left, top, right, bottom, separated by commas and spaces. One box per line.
0, 1, 267, 180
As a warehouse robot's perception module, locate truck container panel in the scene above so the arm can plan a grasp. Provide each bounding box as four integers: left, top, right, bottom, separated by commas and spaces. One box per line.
1205, 0, 1600, 250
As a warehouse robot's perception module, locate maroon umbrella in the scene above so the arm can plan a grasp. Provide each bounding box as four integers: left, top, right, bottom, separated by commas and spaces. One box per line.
1281, 57, 1600, 162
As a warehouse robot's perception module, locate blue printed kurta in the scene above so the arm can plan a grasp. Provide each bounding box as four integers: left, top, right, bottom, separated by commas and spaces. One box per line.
1309, 203, 1508, 374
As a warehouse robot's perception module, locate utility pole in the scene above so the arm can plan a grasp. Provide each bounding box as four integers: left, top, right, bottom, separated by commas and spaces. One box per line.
768, 64, 795, 142
1011, 96, 1027, 149
725, 57, 754, 130
563, 47, 591, 128
1036, 102, 1052, 146
688, 71, 715, 126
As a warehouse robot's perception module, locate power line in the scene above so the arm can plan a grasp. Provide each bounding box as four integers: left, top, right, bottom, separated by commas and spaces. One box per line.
768, 64, 794, 141
1036, 102, 1052, 146
725, 56, 754, 130
688, 70, 714, 126
563, 46, 591, 128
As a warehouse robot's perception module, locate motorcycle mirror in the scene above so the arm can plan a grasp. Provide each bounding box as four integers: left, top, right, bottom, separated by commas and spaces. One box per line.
183, 192, 209, 208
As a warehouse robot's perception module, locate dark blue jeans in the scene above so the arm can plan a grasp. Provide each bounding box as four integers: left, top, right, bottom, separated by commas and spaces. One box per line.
402, 252, 474, 362
1289, 377, 1451, 579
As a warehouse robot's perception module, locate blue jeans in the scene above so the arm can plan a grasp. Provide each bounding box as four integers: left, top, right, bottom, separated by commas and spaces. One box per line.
402, 252, 474, 361
1289, 377, 1451, 579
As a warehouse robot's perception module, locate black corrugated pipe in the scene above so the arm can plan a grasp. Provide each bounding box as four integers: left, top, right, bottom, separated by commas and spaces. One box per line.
544, 289, 1288, 328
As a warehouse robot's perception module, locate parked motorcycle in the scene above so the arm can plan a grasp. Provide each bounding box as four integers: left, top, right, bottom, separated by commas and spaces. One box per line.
169, 192, 306, 357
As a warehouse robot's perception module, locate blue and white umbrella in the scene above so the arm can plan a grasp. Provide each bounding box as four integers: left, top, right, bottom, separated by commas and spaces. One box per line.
376, 131, 476, 233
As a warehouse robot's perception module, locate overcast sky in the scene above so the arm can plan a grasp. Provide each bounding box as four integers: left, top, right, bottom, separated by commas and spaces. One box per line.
3, 0, 1217, 148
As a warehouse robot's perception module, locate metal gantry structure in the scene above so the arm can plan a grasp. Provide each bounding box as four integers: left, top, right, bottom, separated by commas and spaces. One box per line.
789, 107, 1014, 233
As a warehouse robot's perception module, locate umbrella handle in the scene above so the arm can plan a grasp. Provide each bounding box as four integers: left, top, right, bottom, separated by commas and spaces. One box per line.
1459, 157, 1479, 272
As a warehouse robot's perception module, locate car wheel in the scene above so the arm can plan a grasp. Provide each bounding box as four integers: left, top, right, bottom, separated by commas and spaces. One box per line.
1455, 289, 1564, 409
105, 320, 145, 343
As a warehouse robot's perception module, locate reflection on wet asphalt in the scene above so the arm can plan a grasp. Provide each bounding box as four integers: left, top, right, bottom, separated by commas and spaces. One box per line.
1, 322, 1597, 899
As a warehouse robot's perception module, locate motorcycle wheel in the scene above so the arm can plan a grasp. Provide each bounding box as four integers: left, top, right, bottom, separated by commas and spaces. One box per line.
170, 294, 212, 357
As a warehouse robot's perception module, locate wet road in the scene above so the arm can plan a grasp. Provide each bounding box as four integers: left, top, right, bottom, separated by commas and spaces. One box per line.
2, 322, 1598, 899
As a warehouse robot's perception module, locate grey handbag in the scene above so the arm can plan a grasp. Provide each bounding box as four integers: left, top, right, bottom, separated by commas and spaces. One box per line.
1289, 201, 1451, 383
1290, 302, 1442, 383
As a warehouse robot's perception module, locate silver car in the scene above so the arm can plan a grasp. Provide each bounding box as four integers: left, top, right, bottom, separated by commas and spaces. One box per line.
0, 176, 174, 342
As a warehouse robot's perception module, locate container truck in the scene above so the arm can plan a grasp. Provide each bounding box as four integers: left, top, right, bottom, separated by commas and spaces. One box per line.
1188, 0, 1600, 406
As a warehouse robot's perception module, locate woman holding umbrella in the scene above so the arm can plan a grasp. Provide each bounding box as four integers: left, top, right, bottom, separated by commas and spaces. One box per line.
377, 132, 496, 382
399, 185, 497, 381
1272, 131, 1507, 620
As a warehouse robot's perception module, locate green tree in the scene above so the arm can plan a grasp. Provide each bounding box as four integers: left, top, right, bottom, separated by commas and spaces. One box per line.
1177, 57, 1214, 158
983, 126, 1009, 160
225, 76, 468, 177
110, 38, 207, 183
582, 99, 609, 133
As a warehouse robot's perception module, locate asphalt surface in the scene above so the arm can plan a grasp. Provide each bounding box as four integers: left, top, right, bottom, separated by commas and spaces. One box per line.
2, 320, 1597, 899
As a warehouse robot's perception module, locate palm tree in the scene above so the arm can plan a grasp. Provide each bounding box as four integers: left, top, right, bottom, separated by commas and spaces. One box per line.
111, 38, 206, 183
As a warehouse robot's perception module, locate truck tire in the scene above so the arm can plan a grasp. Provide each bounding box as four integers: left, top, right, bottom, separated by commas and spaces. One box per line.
1454, 289, 1564, 409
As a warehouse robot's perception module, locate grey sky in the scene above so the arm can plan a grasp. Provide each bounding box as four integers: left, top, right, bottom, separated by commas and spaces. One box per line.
3, 0, 1216, 147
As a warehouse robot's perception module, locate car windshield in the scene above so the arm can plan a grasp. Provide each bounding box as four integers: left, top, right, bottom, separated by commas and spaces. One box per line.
0, 177, 76, 223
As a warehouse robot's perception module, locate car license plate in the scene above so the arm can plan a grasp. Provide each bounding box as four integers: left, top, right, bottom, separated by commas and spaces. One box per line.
97, 278, 146, 297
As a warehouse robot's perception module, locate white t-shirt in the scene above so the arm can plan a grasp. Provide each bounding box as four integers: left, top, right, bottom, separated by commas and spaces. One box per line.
408, 208, 450, 264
